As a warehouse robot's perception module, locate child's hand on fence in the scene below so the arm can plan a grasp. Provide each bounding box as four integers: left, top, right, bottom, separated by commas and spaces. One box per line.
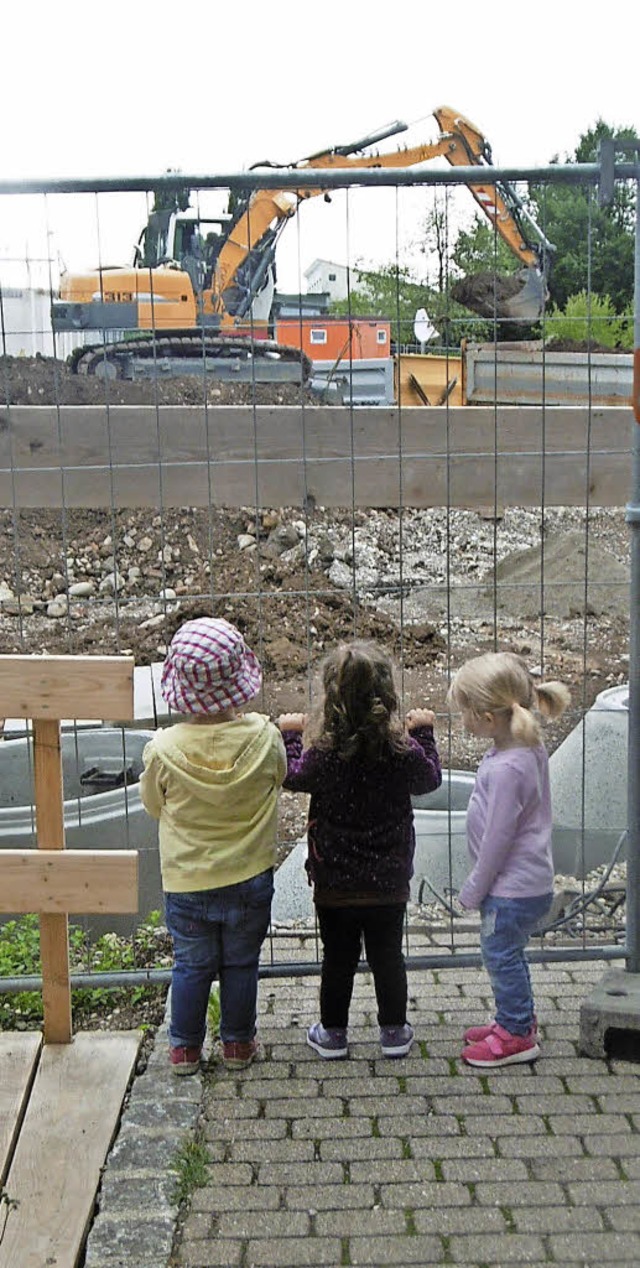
406, 708, 436, 731
277, 712, 307, 733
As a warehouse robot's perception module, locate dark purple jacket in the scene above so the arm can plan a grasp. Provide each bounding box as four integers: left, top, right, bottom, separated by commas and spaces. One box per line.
282, 726, 441, 905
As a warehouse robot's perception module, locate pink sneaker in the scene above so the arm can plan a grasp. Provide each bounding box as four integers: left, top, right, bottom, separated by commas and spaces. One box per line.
462, 1023, 540, 1068
464, 1016, 538, 1045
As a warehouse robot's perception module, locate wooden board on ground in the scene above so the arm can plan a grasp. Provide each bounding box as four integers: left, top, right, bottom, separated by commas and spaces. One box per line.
0, 1033, 42, 1186
0, 1030, 141, 1268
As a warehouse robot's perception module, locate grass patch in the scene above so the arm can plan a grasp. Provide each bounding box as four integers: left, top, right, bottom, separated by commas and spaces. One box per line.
171, 1137, 211, 1204
207, 986, 220, 1035
0, 911, 170, 1029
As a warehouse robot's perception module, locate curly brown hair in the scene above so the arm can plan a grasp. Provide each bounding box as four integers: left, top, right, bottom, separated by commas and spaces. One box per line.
306, 641, 409, 763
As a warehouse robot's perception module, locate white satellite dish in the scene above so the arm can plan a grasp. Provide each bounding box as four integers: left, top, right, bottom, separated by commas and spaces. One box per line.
414, 308, 436, 345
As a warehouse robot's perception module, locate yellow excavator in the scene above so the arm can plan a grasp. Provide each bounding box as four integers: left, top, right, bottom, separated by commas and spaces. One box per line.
52, 106, 554, 379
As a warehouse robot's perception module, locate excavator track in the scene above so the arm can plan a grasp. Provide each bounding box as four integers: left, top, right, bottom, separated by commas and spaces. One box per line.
69, 332, 312, 383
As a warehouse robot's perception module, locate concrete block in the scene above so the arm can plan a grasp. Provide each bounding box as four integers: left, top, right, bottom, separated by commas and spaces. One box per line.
550, 683, 629, 877
0, 726, 162, 933
579, 967, 640, 1059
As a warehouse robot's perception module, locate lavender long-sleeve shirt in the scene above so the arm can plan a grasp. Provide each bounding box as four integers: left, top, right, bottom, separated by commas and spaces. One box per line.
458, 743, 554, 910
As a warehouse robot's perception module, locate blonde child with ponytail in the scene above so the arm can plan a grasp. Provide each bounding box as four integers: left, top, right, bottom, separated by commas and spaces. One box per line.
447, 652, 570, 1069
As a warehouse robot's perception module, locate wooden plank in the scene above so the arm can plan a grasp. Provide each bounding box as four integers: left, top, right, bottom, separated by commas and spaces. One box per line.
0, 1034, 41, 1187
33, 718, 71, 1045
0, 655, 134, 720
0, 850, 139, 913
0, 404, 632, 508
0, 1031, 141, 1268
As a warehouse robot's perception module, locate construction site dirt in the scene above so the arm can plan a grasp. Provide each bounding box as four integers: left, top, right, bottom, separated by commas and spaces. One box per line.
0, 357, 632, 850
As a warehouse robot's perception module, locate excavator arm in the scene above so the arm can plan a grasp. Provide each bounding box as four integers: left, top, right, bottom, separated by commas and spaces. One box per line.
53, 104, 553, 360
212, 107, 554, 322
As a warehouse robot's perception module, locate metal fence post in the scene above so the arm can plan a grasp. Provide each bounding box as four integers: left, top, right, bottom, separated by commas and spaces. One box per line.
626, 164, 640, 973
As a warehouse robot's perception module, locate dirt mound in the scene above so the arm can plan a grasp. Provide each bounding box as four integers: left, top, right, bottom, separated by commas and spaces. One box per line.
0, 355, 311, 407
493, 530, 630, 619
545, 339, 625, 354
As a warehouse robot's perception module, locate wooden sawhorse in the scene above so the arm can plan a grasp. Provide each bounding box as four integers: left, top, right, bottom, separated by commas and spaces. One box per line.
0, 655, 143, 1268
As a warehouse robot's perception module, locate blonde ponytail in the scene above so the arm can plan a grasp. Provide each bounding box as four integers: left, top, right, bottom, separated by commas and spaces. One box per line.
533, 680, 571, 720
510, 700, 541, 746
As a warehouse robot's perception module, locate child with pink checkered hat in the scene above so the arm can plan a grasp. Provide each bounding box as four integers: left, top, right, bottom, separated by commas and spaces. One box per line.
140, 617, 286, 1075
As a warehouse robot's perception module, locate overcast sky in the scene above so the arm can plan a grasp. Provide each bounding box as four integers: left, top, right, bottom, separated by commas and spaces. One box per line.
1, 0, 638, 291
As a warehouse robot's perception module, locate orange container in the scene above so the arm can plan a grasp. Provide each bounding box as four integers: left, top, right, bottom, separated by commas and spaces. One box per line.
275, 317, 390, 361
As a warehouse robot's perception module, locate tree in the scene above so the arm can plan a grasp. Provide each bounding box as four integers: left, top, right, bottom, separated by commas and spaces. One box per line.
450, 218, 518, 278
529, 120, 638, 312
329, 262, 492, 347
545, 291, 633, 350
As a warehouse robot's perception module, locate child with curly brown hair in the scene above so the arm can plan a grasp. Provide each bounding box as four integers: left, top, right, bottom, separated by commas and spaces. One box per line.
278, 640, 441, 1060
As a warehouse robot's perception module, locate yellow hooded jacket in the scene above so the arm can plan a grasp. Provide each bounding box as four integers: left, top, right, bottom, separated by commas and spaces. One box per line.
140, 713, 287, 893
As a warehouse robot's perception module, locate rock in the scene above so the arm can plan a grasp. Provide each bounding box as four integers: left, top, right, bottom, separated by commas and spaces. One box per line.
4, 596, 36, 616
237, 534, 257, 550
68, 581, 95, 597
264, 523, 300, 557
328, 559, 353, 590
47, 597, 68, 618
99, 572, 125, 594
138, 536, 153, 553
159, 588, 177, 602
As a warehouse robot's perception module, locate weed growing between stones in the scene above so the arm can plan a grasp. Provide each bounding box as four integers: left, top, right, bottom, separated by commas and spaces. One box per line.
171, 1137, 211, 1204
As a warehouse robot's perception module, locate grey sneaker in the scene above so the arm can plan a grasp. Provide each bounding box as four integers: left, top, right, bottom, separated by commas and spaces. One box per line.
380, 1023, 414, 1058
306, 1022, 348, 1059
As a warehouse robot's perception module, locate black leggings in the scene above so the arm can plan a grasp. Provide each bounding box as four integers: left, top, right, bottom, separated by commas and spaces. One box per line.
316, 903, 407, 1029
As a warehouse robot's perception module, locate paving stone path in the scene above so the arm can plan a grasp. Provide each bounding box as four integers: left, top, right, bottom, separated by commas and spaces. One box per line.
87, 953, 640, 1267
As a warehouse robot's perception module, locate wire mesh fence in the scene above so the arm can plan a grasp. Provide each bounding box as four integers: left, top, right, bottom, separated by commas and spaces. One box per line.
0, 136, 638, 998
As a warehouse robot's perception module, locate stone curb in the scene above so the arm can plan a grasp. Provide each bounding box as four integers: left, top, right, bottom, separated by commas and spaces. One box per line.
83, 994, 204, 1268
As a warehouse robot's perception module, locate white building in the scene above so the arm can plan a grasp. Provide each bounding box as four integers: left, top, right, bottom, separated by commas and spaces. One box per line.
0, 287, 82, 359
304, 259, 351, 303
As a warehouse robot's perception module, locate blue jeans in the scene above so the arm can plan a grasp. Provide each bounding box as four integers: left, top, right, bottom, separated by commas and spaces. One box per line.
480, 893, 553, 1036
164, 868, 274, 1048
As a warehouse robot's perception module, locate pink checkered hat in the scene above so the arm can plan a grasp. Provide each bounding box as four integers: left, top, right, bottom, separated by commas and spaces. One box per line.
161, 617, 262, 715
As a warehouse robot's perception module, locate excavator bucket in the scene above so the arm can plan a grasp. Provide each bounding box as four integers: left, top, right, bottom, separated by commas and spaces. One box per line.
451, 267, 547, 324
498, 267, 547, 322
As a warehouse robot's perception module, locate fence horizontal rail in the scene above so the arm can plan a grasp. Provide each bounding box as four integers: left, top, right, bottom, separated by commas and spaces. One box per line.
0, 943, 626, 995
0, 405, 632, 508
1, 160, 639, 197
